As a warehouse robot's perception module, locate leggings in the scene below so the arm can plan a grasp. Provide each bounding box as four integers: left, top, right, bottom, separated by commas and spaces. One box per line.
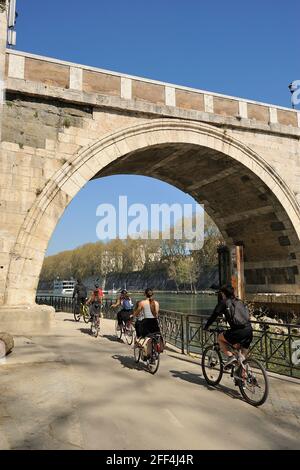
117, 309, 132, 325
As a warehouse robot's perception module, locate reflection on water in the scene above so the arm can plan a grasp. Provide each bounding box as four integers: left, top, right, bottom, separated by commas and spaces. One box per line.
36, 291, 217, 316
128, 293, 217, 315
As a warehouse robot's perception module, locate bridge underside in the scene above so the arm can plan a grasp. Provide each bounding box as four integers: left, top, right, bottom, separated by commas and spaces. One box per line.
95, 143, 300, 293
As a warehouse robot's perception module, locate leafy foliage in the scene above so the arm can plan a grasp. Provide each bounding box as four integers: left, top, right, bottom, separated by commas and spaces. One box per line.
41, 214, 223, 291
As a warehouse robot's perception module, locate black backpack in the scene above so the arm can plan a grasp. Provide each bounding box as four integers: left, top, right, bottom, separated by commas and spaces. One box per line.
78, 284, 87, 299
226, 298, 249, 327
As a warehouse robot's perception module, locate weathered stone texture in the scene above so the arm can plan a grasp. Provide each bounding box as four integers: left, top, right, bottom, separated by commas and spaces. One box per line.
213, 97, 239, 117
247, 103, 269, 123
175, 90, 205, 111
132, 80, 165, 105
277, 109, 298, 127
25, 58, 70, 88
2, 93, 93, 149
0, 53, 300, 308
83, 70, 120, 96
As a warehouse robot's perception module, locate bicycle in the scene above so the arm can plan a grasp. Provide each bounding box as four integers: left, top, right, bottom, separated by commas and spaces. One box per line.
201, 328, 269, 406
73, 299, 90, 323
90, 306, 101, 337
134, 332, 164, 374
115, 315, 135, 345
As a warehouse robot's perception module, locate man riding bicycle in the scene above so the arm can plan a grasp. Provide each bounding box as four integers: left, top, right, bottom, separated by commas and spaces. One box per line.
72, 279, 87, 314
204, 284, 253, 368
112, 289, 133, 329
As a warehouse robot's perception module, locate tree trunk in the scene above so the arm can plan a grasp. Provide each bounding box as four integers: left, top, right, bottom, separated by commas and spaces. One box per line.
0, 332, 14, 356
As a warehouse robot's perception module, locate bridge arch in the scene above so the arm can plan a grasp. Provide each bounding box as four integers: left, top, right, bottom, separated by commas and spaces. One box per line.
4, 118, 300, 305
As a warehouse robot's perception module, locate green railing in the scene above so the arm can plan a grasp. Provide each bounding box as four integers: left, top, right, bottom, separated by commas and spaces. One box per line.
36, 295, 300, 378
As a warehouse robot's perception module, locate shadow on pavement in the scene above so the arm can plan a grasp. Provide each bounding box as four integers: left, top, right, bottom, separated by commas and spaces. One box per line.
79, 328, 92, 336
169, 369, 241, 400
102, 334, 123, 343
112, 354, 148, 372
168, 353, 200, 366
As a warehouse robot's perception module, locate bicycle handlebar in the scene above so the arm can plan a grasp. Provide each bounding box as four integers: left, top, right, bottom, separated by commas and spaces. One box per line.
208, 328, 224, 334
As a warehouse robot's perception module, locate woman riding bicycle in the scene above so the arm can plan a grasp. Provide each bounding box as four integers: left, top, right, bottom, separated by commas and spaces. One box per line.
86, 288, 102, 320
133, 288, 160, 338
112, 289, 134, 328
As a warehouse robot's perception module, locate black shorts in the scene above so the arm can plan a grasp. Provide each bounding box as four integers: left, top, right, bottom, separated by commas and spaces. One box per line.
224, 325, 253, 349
140, 318, 160, 337
90, 302, 101, 317
117, 309, 132, 324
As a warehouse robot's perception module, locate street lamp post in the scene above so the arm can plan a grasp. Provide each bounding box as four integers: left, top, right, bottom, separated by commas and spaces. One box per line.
7, 0, 17, 46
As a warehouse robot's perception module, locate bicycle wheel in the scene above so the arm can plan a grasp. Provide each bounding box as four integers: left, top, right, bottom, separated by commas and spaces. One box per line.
238, 358, 269, 406
134, 345, 141, 363
201, 346, 223, 386
91, 316, 100, 337
147, 343, 160, 374
115, 319, 122, 340
83, 305, 90, 324
73, 304, 80, 322
125, 322, 135, 345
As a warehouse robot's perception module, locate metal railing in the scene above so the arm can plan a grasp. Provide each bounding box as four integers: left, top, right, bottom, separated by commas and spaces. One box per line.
36, 295, 300, 378
35, 295, 116, 315
158, 309, 300, 379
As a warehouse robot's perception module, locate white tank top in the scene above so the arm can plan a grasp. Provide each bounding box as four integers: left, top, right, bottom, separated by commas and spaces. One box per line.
141, 299, 158, 319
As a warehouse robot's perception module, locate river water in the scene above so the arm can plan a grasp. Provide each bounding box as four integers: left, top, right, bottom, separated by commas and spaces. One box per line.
118, 292, 217, 315
37, 291, 217, 316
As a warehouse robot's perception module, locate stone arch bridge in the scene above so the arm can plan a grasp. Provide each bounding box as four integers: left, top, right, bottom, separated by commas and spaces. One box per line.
0, 15, 300, 330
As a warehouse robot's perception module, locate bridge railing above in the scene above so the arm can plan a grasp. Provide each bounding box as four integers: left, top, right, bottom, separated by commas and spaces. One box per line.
6, 50, 300, 132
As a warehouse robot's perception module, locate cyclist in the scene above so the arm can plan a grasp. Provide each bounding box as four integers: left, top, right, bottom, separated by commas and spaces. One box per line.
86, 288, 102, 321
133, 288, 160, 338
94, 282, 104, 302
72, 279, 87, 315
204, 284, 253, 368
112, 289, 134, 329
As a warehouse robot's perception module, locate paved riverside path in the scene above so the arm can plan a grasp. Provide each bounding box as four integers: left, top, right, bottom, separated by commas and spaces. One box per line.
0, 312, 299, 450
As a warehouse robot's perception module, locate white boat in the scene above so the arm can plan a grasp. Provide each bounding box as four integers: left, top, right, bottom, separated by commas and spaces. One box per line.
53, 279, 76, 296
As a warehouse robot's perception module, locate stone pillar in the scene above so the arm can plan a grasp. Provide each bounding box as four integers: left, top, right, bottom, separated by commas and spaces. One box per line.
0, 1, 8, 305
0, 0, 7, 142
0, 2, 55, 334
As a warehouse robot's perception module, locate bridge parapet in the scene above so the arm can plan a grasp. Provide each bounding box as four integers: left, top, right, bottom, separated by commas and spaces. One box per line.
5, 49, 300, 135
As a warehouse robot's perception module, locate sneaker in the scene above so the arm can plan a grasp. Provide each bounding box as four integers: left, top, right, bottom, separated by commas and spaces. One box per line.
224, 355, 237, 369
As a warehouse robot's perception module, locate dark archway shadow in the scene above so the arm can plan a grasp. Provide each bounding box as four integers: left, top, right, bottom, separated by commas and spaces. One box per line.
112, 354, 148, 372
169, 369, 241, 400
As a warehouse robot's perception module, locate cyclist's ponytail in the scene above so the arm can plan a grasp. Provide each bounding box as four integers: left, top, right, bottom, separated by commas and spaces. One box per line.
145, 288, 157, 317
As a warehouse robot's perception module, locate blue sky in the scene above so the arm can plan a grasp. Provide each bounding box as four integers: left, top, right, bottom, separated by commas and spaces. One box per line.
14, 0, 300, 255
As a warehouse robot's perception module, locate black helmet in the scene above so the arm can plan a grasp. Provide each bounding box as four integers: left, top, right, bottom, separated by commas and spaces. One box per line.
219, 284, 235, 299
121, 289, 127, 295
94, 282, 99, 288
